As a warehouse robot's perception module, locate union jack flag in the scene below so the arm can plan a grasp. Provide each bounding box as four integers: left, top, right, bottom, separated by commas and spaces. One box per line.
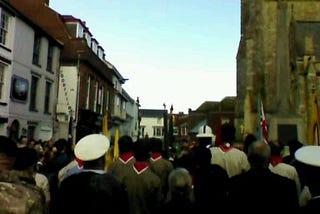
259, 99, 268, 142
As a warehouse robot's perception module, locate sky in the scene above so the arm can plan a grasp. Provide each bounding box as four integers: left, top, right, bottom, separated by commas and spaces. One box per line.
50, 0, 240, 113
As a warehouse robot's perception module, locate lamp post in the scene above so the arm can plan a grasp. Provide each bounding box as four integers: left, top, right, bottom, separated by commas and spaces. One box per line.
137, 97, 141, 140
163, 103, 168, 158
168, 105, 174, 148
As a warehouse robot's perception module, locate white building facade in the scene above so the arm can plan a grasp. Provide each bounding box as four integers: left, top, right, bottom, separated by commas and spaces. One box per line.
0, 2, 61, 142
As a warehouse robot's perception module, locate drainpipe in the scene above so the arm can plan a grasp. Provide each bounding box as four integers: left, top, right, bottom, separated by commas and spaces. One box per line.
74, 51, 83, 144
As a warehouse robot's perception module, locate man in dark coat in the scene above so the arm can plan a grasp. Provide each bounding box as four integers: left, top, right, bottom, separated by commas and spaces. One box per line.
227, 140, 299, 213
295, 145, 320, 212
192, 129, 229, 213
55, 134, 129, 214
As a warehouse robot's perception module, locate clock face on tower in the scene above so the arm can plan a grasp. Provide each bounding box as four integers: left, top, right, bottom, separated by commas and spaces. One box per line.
11, 76, 29, 102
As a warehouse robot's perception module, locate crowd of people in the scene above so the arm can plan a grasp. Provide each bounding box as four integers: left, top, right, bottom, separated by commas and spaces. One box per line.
0, 122, 319, 213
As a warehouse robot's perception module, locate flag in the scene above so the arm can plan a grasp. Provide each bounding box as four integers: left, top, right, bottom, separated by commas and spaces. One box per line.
105, 127, 120, 170
215, 113, 223, 146
258, 96, 268, 142
113, 127, 120, 161
308, 92, 320, 145
103, 114, 110, 138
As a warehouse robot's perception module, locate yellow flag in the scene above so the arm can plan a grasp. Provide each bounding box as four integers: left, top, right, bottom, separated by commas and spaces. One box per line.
113, 127, 120, 161
103, 114, 110, 138
308, 92, 320, 145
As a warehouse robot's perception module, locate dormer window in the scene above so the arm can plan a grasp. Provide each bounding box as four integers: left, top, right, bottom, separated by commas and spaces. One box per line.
91, 38, 98, 54
65, 22, 84, 38
84, 29, 91, 47
98, 46, 104, 59
77, 24, 84, 38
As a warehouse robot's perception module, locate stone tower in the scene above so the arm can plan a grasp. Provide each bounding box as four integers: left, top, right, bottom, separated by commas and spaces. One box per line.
236, 0, 320, 144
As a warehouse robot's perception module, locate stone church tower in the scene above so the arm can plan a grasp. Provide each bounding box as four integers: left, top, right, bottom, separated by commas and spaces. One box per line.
236, 0, 320, 144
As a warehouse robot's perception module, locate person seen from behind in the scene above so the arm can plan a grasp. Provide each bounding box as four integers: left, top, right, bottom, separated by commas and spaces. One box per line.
0, 135, 46, 213
227, 140, 298, 213
108, 135, 135, 182
161, 167, 196, 214
295, 145, 320, 212
55, 134, 129, 214
210, 122, 250, 177
120, 138, 162, 214
149, 137, 174, 200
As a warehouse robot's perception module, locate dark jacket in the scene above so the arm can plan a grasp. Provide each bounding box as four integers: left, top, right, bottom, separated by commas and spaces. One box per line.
56, 171, 129, 214
227, 168, 299, 213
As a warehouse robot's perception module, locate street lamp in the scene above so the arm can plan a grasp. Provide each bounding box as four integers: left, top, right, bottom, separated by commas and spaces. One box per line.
137, 97, 141, 140
163, 103, 168, 158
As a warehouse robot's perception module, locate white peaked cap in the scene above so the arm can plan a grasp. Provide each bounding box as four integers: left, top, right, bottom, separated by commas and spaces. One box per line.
75, 134, 110, 161
295, 145, 320, 167
196, 125, 214, 138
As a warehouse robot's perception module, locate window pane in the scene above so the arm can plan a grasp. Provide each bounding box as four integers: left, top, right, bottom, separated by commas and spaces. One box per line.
30, 76, 39, 111
32, 35, 41, 65
44, 81, 51, 113
0, 12, 9, 45
0, 63, 5, 99
46, 45, 53, 71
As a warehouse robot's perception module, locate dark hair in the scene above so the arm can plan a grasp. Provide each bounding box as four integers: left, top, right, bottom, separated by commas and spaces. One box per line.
0, 135, 17, 157
221, 123, 236, 143
149, 137, 163, 153
13, 147, 38, 170
193, 146, 212, 167
55, 138, 68, 152
118, 135, 133, 154
243, 133, 257, 154
287, 139, 303, 155
269, 141, 284, 156
134, 138, 150, 161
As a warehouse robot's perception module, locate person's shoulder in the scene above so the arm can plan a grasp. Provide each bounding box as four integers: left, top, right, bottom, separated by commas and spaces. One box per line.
0, 181, 45, 212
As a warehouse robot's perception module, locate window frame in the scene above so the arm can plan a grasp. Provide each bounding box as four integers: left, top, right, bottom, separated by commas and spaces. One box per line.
29, 74, 39, 111
0, 63, 6, 100
44, 79, 52, 114
0, 9, 9, 46
46, 44, 53, 72
32, 33, 41, 66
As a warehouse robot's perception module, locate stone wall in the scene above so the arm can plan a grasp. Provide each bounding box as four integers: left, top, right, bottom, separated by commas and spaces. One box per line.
236, 0, 320, 143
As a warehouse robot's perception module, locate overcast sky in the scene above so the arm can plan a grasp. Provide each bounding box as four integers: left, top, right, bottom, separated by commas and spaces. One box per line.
50, 0, 240, 113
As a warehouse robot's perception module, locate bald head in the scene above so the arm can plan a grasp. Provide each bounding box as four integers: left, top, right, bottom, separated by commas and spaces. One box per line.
247, 141, 271, 168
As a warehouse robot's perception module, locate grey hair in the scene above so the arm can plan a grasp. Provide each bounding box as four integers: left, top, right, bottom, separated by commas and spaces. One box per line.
166, 167, 194, 202
247, 140, 271, 168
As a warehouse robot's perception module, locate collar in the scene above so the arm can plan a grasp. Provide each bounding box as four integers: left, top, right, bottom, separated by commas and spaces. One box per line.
133, 161, 149, 174
82, 169, 106, 174
119, 152, 134, 164
219, 143, 234, 152
270, 156, 283, 167
150, 152, 162, 161
75, 157, 84, 167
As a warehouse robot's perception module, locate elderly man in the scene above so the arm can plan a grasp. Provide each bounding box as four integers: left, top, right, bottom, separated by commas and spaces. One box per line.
0, 135, 46, 213
55, 134, 129, 214
227, 140, 298, 213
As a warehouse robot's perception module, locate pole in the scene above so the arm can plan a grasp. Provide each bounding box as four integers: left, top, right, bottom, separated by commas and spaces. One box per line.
163, 103, 168, 158
137, 97, 141, 140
